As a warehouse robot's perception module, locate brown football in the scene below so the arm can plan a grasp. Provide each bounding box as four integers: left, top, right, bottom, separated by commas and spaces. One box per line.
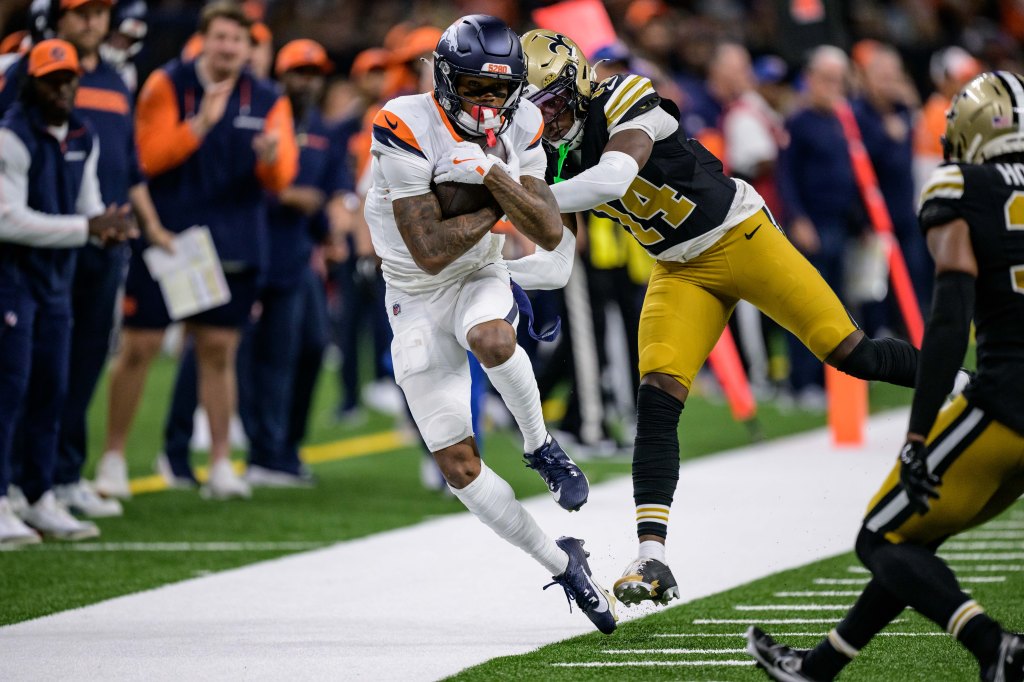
431, 140, 508, 218
431, 181, 499, 218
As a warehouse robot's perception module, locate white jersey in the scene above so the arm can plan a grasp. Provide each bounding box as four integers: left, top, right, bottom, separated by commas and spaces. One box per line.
364, 93, 547, 293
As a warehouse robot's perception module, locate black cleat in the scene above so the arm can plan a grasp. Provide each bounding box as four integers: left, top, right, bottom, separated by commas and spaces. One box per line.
746, 626, 819, 681
523, 436, 589, 511
545, 536, 617, 634
983, 633, 1024, 682
613, 557, 680, 606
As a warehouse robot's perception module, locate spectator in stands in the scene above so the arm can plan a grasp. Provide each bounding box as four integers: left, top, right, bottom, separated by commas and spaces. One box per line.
777, 45, 862, 409
0, 39, 132, 543
852, 40, 931, 311
914, 46, 982, 190
99, 0, 297, 501
708, 41, 788, 396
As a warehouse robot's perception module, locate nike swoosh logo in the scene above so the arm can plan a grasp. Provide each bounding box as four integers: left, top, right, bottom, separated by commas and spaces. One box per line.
384, 115, 399, 130
744, 224, 761, 240
452, 158, 477, 165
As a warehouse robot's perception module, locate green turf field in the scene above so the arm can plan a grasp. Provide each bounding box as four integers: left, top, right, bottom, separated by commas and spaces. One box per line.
7, 355, 1010, 682
447, 508, 1024, 681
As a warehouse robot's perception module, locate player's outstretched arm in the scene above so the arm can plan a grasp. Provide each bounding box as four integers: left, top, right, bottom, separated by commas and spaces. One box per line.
393, 192, 502, 276
547, 129, 650, 213
484, 173, 563, 251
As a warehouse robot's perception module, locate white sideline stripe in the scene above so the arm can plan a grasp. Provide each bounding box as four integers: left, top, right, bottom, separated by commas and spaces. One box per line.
982, 522, 1024, 529
0, 410, 925, 682
734, 604, 853, 611
775, 591, 863, 597
816, 578, 871, 584
694, 618, 908, 625
943, 541, 1024, 550
941, 553, 1024, 560
0, 542, 327, 552
962, 531, 1024, 539
848, 563, 1022, 573
551, 661, 755, 668
601, 648, 747, 654
653, 631, 945, 638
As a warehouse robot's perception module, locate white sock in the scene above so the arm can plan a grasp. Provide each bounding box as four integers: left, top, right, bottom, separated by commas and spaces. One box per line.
450, 462, 569, 576
482, 345, 548, 452
638, 539, 666, 562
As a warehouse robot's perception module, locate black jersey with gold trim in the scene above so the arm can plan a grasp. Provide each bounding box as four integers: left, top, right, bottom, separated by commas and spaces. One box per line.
919, 162, 1024, 435
547, 74, 738, 258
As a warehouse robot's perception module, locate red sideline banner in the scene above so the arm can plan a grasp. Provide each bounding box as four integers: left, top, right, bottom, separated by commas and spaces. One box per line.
531, 0, 618, 58
707, 326, 757, 422
833, 99, 924, 346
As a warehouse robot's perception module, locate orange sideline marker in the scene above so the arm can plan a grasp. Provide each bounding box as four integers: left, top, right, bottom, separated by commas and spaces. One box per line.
826, 365, 867, 447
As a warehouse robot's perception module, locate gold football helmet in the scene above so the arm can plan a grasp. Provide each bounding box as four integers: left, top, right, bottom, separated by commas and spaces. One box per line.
944, 71, 1024, 164
521, 29, 594, 150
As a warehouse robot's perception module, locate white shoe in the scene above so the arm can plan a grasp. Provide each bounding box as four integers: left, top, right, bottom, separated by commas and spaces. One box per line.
54, 481, 123, 518
21, 491, 100, 540
201, 460, 252, 500
7, 484, 28, 516
0, 496, 40, 547
94, 452, 132, 499
244, 464, 315, 489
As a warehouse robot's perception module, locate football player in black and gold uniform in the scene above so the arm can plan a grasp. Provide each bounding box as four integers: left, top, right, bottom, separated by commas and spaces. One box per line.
514, 29, 929, 607
746, 71, 1024, 682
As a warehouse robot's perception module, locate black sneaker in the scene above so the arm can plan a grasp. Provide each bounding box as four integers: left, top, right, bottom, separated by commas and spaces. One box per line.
746, 626, 818, 681
544, 536, 617, 634
523, 435, 589, 511
613, 557, 680, 606
982, 633, 1024, 682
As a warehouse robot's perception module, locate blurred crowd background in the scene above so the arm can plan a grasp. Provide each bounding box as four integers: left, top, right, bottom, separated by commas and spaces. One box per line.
0, 0, 1016, 539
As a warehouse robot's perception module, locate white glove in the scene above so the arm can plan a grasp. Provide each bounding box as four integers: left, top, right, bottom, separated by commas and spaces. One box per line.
434, 141, 519, 185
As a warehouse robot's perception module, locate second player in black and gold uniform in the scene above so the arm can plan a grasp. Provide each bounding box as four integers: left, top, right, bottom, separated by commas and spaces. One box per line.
517, 29, 928, 607
747, 71, 1024, 682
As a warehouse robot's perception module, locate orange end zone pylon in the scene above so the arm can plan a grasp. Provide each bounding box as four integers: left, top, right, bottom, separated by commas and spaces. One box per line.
825, 365, 867, 447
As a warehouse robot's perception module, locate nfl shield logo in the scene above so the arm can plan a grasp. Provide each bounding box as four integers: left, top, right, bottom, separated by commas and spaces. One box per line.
392, 303, 401, 316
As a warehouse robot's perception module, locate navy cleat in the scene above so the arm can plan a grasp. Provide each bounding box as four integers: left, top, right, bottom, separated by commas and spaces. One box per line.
523, 435, 589, 511
613, 557, 680, 606
545, 536, 617, 634
982, 632, 1024, 682
746, 626, 818, 681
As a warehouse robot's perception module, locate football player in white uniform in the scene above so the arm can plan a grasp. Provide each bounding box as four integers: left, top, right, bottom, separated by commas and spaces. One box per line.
364, 15, 615, 634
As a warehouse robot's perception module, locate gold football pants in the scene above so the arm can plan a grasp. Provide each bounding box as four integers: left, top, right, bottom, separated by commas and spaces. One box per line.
638, 209, 858, 389
863, 396, 1024, 544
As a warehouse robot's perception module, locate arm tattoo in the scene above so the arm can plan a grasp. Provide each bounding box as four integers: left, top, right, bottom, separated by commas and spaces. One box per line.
393, 193, 502, 275
484, 173, 563, 250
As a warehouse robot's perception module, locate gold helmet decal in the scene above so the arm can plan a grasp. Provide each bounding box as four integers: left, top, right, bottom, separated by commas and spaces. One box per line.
944, 71, 1024, 164
521, 29, 593, 149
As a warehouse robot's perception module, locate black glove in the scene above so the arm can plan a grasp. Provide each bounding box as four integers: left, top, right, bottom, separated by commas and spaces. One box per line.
898, 440, 941, 514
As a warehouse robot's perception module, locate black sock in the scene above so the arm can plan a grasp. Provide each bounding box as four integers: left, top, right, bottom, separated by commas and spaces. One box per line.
632, 384, 683, 539
837, 336, 919, 387
958, 612, 1004, 670
802, 580, 905, 681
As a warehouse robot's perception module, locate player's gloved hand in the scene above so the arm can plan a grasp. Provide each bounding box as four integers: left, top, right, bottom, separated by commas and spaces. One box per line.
434, 141, 518, 185
898, 440, 940, 514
